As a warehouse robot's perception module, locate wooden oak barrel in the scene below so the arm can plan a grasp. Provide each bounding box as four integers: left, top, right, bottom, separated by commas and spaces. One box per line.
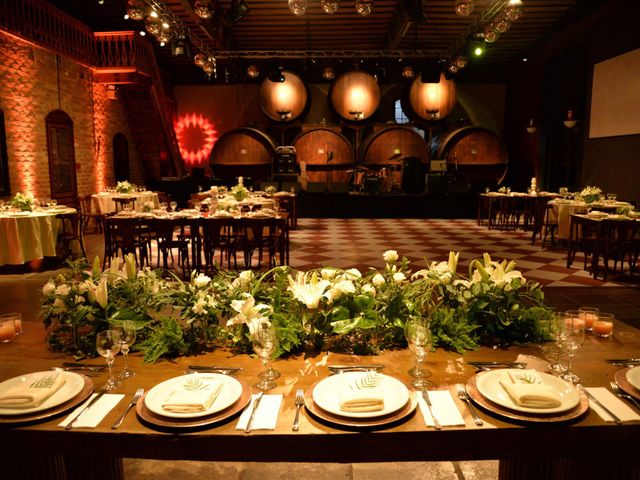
209, 127, 276, 182
330, 71, 380, 122
259, 70, 308, 122
432, 126, 508, 184
292, 127, 354, 187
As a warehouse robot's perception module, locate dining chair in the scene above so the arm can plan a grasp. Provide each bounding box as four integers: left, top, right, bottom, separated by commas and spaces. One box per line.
201, 217, 237, 271
599, 218, 636, 280
102, 216, 149, 268
56, 211, 86, 259
566, 214, 603, 277
78, 194, 103, 233
151, 218, 191, 274
530, 198, 557, 248
113, 197, 136, 213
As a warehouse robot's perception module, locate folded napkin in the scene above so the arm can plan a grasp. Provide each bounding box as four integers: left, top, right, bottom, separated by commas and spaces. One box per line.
498, 370, 562, 409
339, 389, 385, 413
586, 387, 640, 423
0, 372, 67, 409
162, 380, 224, 413
418, 390, 465, 427
236, 394, 283, 430
58, 393, 124, 428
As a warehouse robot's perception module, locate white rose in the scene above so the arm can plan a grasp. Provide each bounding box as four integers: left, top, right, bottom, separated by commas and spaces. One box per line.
42, 281, 56, 296
334, 280, 355, 295
320, 268, 337, 280
372, 273, 385, 287
344, 268, 362, 279
194, 274, 212, 288
383, 250, 398, 263
55, 285, 70, 296
393, 272, 406, 284
53, 298, 66, 311
362, 284, 376, 296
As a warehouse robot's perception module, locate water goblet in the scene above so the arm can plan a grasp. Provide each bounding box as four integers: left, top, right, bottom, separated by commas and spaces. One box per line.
96, 330, 122, 391
404, 316, 433, 389
169, 201, 178, 212
540, 313, 567, 374
559, 312, 586, 384
252, 325, 278, 391
115, 321, 137, 379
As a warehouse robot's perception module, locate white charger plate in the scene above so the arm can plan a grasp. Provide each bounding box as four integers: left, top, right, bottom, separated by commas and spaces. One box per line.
144, 373, 242, 419
625, 366, 640, 391
312, 372, 409, 419
475, 369, 580, 414
0, 371, 85, 415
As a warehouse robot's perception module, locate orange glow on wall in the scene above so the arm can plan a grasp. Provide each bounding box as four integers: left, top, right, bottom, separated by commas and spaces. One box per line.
174, 113, 218, 166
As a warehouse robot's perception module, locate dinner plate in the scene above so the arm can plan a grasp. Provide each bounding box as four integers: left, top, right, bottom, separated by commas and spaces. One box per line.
615, 369, 640, 400
144, 373, 243, 419
625, 366, 640, 391
0, 371, 85, 415
312, 372, 410, 419
475, 369, 580, 414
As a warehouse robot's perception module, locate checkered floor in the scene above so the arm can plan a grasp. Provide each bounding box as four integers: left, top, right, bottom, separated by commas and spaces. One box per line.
287, 218, 628, 287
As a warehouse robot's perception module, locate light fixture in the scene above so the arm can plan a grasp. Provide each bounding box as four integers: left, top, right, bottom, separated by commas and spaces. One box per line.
194, 0, 214, 20
144, 17, 162, 35
289, 0, 308, 16
355, 0, 373, 16
471, 39, 485, 57
322, 67, 335, 80
492, 14, 511, 33
483, 26, 499, 43
171, 34, 190, 56
455, 56, 467, 69
454, 0, 474, 16
563, 110, 577, 129
504, 0, 524, 21
202, 57, 217, 79
223, 0, 250, 24
526, 118, 537, 134
194, 53, 207, 67
401, 66, 415, 79
321, 0, 340, 14
126, 0, 146, 21
246, 65, 260, 78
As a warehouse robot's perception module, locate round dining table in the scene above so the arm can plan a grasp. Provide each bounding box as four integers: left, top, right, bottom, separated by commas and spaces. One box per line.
91, 191, 160, 215
0, 207, 76, 266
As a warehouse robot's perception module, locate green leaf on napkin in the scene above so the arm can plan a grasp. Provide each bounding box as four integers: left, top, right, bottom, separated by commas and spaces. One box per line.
182, 377, 210, 391
30, 374, 58, 389
350, 371, 381, 390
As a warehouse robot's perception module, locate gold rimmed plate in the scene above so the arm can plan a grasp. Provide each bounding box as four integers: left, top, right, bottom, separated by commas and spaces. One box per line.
304, 379, 418, 429
0, 374, 94, 425
614, 369, 640, 401
466, 376, 589, 423
136, 378, 252, 429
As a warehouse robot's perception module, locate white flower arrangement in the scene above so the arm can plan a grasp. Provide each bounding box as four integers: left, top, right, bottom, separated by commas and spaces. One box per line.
10, 192, 35, 211
579, 186, 602, 204
115, 181, 135, 193
231, 184, 249, 201
143, 201, 155, 212
265, 185, 277, 195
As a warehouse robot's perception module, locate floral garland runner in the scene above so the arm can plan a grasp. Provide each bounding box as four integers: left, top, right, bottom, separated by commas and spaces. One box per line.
41, 251, 553, 362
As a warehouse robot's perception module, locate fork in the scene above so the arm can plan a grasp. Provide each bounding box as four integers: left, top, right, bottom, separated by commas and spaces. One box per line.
292, 389, 304, 431
456, 384, 483, 426
111, 388, 144, 429
610, 382, 640, 410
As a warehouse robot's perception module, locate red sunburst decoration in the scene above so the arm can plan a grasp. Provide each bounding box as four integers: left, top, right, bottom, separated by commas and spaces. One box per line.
174, 113, 218, 165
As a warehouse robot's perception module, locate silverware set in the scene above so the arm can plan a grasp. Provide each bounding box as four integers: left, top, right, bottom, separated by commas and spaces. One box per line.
455, 384, 483, 426
292, 389, 304, 431
421, 388, 441, 430
610, 382, 640, 410
245, 392, 264, 433
467, 361, 526, 371
328, 364, 384, 374
606, 358, 640, 367
186, 365, 244, 375
578, 385, 623, 424
65, 391, 105, 430
111, 388, 144, 429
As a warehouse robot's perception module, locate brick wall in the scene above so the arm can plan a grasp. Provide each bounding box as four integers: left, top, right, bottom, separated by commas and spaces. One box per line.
0, 30, 143, 199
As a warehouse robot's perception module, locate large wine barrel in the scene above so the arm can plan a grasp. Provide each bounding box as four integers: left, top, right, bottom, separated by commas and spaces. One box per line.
209, 127, 276, 182
259, 70, 308, 122
432, 126, 508, 184
330, 71, 380, 122
360, 125, 430, 191
292, 127, 354, 187
409, 72, 457, 120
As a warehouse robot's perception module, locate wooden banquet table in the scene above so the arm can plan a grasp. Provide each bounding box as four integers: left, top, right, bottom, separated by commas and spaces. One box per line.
549, 198, 633, 240
1, 318, 640, 480
0, 207, 76, 266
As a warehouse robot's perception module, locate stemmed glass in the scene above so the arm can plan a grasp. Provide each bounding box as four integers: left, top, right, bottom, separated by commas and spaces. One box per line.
404, 316, 433, 389
169, 201, 178, 212
252, 324, 278, 391
116, 321, 136, 379
96, 330, 121, 391
559, 312, 586, 384
540, 313, 567, 374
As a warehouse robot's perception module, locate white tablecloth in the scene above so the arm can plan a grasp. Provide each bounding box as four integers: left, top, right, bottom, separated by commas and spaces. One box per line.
91, 191, 160, 214
215, 195, 276, 211
0, 207, 75, 266
550, 200, 632, 240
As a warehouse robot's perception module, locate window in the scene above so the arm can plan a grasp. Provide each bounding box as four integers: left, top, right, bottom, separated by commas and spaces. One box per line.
46, 110, 77, 205
394, 99, 426, 138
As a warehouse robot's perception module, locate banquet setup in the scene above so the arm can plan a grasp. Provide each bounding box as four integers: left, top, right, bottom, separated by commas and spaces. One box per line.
1, 1, 640, 480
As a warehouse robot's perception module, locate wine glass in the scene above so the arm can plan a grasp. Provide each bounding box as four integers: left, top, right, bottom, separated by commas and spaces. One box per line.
115, 321, 137, 379
96, 330, 122, 391
540, 313, 568, 374
404, 316, 433, 389
169, 201, 178, 212
251, 325, 278, 391
559, 312, 586, 384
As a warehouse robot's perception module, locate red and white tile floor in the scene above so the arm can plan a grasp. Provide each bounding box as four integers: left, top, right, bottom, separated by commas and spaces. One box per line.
288, 219, 626, 287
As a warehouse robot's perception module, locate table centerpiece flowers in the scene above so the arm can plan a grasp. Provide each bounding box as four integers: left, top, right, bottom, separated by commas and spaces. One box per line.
10, 192, 36, 211
40, 250, 553, 361
115, 181, 135, 194
579, 186, 602, 204
231, 183, 249, 201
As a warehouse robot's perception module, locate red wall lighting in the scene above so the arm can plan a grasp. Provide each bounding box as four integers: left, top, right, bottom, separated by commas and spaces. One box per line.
174, 113, 218, 166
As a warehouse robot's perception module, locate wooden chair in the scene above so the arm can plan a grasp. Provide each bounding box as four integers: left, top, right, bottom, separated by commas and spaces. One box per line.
102, 216, 149, 269
78, 194, 102, 233
530, 198, 557, 248
56, 212, 86, 259
566, 214, 603, 277
113, 197, 136, 213
599, 218, 636, 279
202, 217, 237, 271
150, 218, 192, 274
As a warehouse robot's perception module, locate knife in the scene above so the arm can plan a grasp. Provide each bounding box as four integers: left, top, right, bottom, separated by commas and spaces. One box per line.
421, 389, 441, 430
579, 386, 623, 425
467, 361, 526, 366
605, 358, 640, 364
65, 391, 105, 430
187, 365, 243, 374
328, 364, 385, 371
245, 392, 264, 433
62, 362, 107, 371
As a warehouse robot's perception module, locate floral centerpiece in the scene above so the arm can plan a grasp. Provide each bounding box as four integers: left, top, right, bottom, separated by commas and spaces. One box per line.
41, 250, 553, 362
579, 186, 602, 204
10, 192, 36, 211
115, 181, 135, 194
231, 184, 249, 201
142, 201, 155, 212
264, 185, 277, 195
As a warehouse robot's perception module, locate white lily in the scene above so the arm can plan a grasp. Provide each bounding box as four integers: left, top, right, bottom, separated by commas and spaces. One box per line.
55, 284, 70, 296
320, 268, 337, 280
287, 272, 331, 310
226, 294, 271, 336
194, 273, 212, 288
42, 280, 56, 296
124, 253, 137, 280
96, 277, 109, 309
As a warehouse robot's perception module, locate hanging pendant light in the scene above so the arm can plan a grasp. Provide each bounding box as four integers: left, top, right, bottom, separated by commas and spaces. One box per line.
355, 0, 373, 16
504, 0, 524, 21
289, 0, 308, 16
454, 0, 474, 17
321, 0, 340, 14
483, 26, 499, 43
194, 53, 207, 67
194, 0, 214, 20
126, 0, 146, 21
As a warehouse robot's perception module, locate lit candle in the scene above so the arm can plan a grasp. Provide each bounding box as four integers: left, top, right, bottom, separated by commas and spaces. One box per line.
593, 320, 613, 338
578, 307, 599, 331
0, 320, 16, 343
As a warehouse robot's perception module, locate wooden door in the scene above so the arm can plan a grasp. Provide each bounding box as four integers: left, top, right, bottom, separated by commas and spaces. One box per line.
46, 110, 78, 207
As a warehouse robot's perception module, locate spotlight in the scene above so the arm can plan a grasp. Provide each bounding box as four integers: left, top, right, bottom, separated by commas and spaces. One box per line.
471, 39, 485, 57
268, 67, 285, 83
223, 0, 250, 25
